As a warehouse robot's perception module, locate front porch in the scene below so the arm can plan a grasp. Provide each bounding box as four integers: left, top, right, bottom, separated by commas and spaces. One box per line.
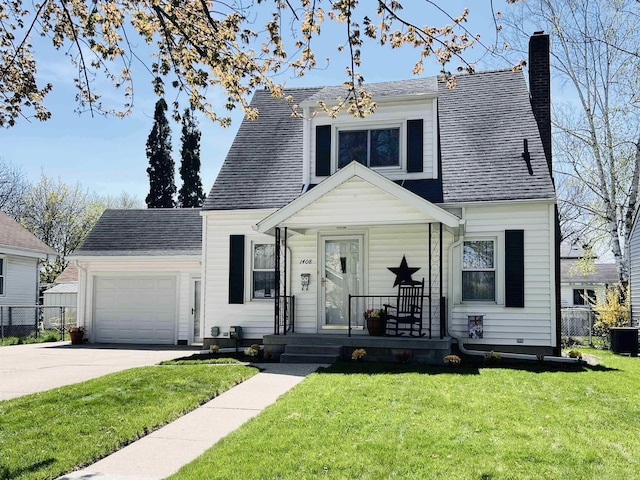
263, 333, 452, 365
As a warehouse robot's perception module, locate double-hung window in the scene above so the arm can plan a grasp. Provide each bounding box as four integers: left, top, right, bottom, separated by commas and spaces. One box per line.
252, 244, 275, 299
0, 257, 4, 295
338, 127, 400, 168
462, 240, 496, 301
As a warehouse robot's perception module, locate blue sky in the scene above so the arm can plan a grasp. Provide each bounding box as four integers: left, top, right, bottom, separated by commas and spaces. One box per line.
0, 2, 517, 201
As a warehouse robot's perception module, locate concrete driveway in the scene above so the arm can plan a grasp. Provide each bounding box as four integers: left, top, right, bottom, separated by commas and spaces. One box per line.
0, 342, 199, 400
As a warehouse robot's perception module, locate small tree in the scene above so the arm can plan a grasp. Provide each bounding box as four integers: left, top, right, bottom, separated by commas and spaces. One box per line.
178, 107, 206, 208
592, 284, 630, 348
146, 98, 176, 208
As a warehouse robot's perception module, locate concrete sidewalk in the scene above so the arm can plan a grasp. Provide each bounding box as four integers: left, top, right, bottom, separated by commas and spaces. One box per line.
58, 363, 327, 480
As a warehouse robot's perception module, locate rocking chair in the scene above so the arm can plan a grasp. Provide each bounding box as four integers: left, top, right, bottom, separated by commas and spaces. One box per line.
384, 278, 426, 337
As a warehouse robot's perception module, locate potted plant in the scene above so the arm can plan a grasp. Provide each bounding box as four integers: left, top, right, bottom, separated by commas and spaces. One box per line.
68, 326, 85, 345
363, 309, 386, 336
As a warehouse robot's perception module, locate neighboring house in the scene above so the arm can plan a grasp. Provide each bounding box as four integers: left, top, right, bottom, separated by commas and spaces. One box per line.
0, 211, 56, 336
42, 264, 79, 328
560, 241, 618, 308
0, 211, 56, 306
628, 213, 640, 326
72, 209, 202, 344
74, 32, 561, 355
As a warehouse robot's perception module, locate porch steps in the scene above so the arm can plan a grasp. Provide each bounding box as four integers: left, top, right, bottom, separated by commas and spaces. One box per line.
280, 344, 341, 364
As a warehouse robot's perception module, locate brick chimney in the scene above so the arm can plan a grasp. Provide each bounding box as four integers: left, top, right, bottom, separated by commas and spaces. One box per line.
528, 31, 552, 177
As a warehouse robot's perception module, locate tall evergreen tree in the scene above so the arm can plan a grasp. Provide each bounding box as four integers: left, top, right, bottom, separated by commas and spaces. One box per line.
178, 107, 206, 208
146, 98, 176, 208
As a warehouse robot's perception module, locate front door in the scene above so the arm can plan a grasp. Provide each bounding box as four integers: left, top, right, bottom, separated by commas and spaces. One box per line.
192, 279, 202, 344
321, 235, 364, 329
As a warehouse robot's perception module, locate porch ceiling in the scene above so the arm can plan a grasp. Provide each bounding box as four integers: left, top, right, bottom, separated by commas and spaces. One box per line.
255, 162, 462, 233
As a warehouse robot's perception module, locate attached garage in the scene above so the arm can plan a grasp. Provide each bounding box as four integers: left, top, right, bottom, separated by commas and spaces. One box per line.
94, 276, 177, 344
71, 209, 203, 345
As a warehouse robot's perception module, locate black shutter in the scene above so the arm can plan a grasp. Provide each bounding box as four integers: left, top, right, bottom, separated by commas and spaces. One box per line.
316, 125, 331, 176
407, 119, 424, 173
229, 235, 245, 304
505, 230, 525, 308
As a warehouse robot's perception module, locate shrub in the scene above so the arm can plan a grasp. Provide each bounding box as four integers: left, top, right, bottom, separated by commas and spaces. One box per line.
593, 284, 629, 346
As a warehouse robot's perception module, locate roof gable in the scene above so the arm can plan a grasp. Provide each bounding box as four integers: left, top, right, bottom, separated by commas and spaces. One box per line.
256, 161, 461, 232
0, 211, 56, 257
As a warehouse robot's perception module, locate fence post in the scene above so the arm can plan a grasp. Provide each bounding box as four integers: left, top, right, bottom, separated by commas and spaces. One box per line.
1, 306, 3, 342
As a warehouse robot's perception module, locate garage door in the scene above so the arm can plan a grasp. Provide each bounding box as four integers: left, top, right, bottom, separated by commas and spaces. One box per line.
94, 276, 177, 344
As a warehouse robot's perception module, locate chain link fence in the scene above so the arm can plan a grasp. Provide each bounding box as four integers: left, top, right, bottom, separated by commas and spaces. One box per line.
561, 307, 631, 348
0, 305, 77, 341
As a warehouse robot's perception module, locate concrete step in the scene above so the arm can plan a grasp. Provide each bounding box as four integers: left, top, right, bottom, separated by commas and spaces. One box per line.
284, 344, 342, 355
280, 353, 339, 364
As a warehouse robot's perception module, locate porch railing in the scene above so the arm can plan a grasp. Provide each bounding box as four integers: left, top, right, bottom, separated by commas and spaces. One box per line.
274, 295, 295, 335
348, 294, 441, 339
0, 305, 78, 341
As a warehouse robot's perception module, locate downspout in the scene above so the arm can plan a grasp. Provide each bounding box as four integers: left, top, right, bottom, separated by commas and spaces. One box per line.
446, 237, 580, 364
74, 260, 88, 339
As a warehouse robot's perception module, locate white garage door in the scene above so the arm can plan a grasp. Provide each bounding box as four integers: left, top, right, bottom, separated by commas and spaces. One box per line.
94, 276, 177, 344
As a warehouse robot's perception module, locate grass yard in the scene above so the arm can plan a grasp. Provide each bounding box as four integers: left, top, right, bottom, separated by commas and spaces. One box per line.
170, 350, 640, 480
0, 330, 60, 346
0, 364, 256, 480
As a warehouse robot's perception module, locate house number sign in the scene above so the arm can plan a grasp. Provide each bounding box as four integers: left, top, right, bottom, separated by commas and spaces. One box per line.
299, 259, 313, 264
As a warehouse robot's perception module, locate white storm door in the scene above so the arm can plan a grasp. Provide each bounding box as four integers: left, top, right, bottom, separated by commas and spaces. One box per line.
320, 235, 364, 329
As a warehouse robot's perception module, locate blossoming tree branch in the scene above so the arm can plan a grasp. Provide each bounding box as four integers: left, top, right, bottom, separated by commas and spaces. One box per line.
0, 0, 520, 127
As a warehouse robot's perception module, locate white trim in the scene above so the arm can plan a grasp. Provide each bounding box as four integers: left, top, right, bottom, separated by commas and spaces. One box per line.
249, 240, 276, 301
0, 255, 5, 296
301, 92, 438, 108
432, 98, 439, 178
0, 246, 52, 259
333, 123, 404, 173
318, 232, 367, 331
256, 161, 462, 232
439, 198, 556, 209
69, 254, 200, 262
549, 203, 558, 347
190, 277, 202, 344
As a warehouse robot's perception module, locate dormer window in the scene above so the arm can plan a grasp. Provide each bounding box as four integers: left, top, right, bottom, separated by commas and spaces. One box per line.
338, 128, 400, 168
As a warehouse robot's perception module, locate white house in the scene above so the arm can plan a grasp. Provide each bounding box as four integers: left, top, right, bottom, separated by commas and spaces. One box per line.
560, 241, 618, 308
74, 33, 561, 358
0, 211, 56, 335
42, 264, 79, 328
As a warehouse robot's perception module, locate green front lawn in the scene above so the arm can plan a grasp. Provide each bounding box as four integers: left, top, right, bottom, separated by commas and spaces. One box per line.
170, 350, 640, 480
0, 364, 256, 480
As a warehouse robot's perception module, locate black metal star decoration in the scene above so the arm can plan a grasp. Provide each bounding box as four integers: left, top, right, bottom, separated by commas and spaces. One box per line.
388, 255, 421, 287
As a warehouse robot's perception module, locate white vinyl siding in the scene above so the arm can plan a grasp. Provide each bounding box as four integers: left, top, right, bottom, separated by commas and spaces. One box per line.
203, 209, 452, 338
285, 177, 440, 228
309, 99, 437, 182
449, 202, 555, 346
0, 254, 39, 306
74, 256, 200, 344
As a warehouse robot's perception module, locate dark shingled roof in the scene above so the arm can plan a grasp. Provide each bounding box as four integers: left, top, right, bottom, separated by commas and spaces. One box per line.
203, 87, 322, 211
203, 70, 555, 211
74, 209, 202, 256
0, 211, 56, 256
438, 70, 554, 203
